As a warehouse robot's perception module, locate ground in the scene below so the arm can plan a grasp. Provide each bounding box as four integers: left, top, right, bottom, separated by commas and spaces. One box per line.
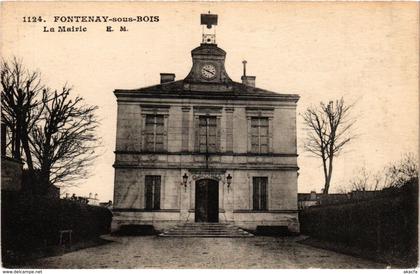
26, 235, 385, 269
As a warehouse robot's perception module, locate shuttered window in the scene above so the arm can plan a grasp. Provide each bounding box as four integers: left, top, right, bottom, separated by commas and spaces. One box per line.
199, 116, 218, 153
145, 115, 165, 152
251, 117, 269, 153
253, 177, 268, 211
145, 175, 161, 210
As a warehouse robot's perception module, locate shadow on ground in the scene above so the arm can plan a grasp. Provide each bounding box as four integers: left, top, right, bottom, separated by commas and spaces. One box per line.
112, 225, 159, 236
4, 237, 113, 268
298, 236, 416, 268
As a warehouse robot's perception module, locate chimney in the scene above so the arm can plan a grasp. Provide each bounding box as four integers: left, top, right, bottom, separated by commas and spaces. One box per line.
241, 75, 256, 87
241, 60, 256, 87
160, 73, 175, 84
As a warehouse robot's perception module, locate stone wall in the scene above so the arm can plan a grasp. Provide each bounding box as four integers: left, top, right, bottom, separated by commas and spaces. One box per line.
112, 168, 299, 232
114, 101, 298, 155
113, 168, 180, 210
113, 98, 299, 233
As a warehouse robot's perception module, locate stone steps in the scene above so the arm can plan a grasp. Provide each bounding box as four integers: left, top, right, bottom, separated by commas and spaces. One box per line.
159, 222, 254, 238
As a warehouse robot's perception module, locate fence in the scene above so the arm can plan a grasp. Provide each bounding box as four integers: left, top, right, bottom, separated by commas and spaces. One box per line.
299, 183, 418, 267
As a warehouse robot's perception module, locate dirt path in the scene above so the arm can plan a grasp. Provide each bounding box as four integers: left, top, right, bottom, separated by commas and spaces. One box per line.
26, 235, 386, 268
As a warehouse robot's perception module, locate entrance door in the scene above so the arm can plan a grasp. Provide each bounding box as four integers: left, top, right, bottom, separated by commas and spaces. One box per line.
195, 179, 219, 222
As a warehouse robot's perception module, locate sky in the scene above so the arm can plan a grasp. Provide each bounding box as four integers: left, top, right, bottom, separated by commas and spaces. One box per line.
1, 2, 418, 202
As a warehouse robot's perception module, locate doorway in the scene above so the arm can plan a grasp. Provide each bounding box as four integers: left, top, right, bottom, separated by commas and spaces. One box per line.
195, 179, 219, 222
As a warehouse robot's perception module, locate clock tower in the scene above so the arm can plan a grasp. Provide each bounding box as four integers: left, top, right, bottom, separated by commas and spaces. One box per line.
184, 13, 233, 86
113, 12, 300, 236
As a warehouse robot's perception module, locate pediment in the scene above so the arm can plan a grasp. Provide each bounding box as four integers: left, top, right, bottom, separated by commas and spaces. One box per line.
191, 44, 226, 57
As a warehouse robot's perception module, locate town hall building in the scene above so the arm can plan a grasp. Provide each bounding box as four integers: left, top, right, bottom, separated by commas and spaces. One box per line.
112, 14, 300, 234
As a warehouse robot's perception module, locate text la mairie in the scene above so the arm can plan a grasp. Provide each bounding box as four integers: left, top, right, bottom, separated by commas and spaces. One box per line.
112, 13, 300, 234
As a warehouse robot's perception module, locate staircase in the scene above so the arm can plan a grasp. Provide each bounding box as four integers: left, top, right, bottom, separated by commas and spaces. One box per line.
159, 222, 254, 238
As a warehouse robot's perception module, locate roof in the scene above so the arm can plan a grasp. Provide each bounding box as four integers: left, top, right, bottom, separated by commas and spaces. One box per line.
191, 44, 226, 56
298, 193, 317, 201
114, 80, 300, 102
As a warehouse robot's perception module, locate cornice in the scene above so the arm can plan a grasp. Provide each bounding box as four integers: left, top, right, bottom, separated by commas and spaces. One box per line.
114, 150, 298, 157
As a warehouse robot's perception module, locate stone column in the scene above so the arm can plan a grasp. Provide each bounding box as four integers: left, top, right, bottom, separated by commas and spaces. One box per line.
181, 106, 190, 152
246, 116, 252, 153
268, 117, 274, 153
140, 114, 147, 151
163, 113, 169, 151
179, 170, 190, 221
224, 171, 235, 222
225, 107, 234, 153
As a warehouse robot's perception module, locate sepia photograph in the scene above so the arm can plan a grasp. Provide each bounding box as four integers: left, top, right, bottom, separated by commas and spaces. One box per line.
0, 1, 418, 270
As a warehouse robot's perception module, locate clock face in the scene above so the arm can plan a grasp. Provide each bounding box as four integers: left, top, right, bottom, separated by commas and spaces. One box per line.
200, 64, 217, 80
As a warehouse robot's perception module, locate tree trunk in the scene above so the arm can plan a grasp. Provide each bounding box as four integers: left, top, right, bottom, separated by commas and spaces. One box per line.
322, 157, 329, 194
39, 134, 52, 195
323, 179, 330, 194
14, 118, 21, 160
21, 134, 33, 170
323, 155, 334, 194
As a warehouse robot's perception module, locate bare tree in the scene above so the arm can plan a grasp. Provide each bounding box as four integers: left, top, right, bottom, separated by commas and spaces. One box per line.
371, 171, 383, 191
336, 185, 349, 194
349, 167, 383, 192
350, 167, 370, 191
1, 58, 44, 170
30, 87, 100, 192
302, 98, 356, 194
1, 58, 100, 193
384, 153, 418, 188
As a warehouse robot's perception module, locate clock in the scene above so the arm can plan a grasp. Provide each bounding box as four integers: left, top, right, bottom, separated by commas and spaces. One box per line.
200, 64, 217, 80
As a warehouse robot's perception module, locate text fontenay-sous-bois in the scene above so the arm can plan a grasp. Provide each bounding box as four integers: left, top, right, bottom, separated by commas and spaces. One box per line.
21, 15, 160, 33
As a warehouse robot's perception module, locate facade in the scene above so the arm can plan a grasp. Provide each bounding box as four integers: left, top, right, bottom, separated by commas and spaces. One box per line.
112, 14, 300, 233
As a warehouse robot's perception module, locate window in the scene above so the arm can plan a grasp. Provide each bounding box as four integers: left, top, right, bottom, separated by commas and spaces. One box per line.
253, 177, 268, 210
251, 117, 269, 153
145, 115, 165, 151
199, 116, 217, 153
145, 175, 161, 210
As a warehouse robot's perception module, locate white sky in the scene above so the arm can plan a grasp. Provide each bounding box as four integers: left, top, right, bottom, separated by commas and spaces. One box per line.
1, 2, 418, 202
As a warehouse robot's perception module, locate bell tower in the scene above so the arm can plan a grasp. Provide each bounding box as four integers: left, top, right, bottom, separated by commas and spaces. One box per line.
184, 13, 232, 86
201, 12, 217, 44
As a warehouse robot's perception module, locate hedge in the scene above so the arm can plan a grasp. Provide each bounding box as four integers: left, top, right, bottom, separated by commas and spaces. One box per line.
1, 192, 112, 258
299, 183, 418, 267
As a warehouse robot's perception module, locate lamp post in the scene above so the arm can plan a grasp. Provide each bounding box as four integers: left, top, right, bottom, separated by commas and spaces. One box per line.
226, 174, 232, 191
182, 173, 189, 192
